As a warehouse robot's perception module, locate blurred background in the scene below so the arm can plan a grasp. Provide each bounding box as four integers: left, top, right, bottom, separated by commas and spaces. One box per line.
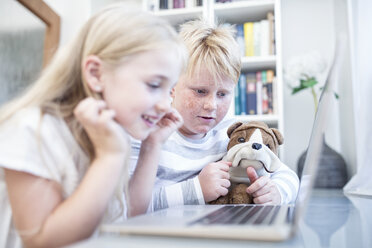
0, 0, 370, 191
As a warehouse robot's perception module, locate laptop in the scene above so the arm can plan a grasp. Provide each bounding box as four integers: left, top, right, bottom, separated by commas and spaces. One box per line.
101, 37, 346, 241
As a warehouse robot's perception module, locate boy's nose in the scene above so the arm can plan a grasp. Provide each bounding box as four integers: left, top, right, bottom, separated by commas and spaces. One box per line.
203, 96, 217, 110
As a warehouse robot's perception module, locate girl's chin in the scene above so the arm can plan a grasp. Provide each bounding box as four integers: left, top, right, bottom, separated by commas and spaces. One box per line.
129, 129, 152, 141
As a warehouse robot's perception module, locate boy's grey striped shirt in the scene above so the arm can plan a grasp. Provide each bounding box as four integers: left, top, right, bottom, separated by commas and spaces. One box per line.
129, 117, 299, 212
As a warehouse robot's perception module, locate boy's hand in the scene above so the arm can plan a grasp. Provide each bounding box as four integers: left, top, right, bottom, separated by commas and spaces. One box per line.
246, 167, 281, 204
198, 161, 232, 203
145, 108, 183, 145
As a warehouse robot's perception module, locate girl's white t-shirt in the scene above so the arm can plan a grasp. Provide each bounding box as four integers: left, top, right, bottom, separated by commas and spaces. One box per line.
0, 108, 90, 248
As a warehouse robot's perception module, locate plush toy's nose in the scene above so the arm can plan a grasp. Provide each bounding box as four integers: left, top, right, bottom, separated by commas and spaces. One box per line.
252, 143, 262, 150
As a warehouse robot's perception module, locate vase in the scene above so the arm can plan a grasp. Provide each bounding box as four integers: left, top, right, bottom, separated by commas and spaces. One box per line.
297, 134, 348, 188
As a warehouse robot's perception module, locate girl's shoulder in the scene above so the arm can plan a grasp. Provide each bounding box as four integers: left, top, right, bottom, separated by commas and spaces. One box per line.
0, 107, 88, 195
0, 107, 59, 131
0, 107, 70, 137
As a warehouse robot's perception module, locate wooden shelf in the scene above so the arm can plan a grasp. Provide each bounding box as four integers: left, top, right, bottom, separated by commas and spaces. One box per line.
234, 114, 279, 124
214, 0, 275, 23
241, 56, 276, 71
153, 7, 203, 26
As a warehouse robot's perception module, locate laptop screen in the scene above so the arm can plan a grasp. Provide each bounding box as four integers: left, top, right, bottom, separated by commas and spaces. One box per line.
293, 35, 346, 226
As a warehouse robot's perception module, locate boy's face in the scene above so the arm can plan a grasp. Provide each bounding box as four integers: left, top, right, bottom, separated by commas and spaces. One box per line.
172, 68, 235, 139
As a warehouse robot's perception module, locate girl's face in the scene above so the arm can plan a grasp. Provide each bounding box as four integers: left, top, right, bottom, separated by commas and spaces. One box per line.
100, 48, 182, 140
172, 68, 235, 139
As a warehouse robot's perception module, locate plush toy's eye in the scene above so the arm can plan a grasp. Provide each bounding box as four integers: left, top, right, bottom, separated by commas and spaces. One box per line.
238, 137, 245, 143
266, 144, 271, 149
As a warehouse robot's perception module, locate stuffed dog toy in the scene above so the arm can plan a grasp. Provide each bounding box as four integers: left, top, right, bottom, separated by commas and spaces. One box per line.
209, 121, 283, 204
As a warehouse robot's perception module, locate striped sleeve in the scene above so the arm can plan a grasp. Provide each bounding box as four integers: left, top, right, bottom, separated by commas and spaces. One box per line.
150, 177, 205, 212
270, 163, 300, 204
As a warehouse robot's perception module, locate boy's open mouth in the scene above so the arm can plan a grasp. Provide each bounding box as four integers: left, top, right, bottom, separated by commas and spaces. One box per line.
199, 116, 215, 120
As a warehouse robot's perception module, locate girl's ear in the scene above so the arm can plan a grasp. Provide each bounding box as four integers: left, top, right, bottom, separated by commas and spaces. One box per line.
170, 87, 175, 98
82, 55, 104, 93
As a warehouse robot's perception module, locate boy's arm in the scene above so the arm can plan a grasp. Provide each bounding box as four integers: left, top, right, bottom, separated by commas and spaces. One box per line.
129, 144, 204, 213
270, 163, 300, 204
149, 177, 205, 212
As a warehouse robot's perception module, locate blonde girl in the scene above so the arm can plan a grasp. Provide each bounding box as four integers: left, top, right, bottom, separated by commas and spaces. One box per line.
0, 4, 186, 248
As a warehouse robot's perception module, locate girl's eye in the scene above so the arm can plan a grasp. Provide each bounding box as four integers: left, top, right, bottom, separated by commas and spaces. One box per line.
217, 92, 226, 97
147, 81, 161, 89
238, 137, 245, 143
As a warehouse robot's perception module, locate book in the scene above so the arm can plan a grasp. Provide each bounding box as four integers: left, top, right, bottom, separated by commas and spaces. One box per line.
253, 22, 261, 56
261, 70, 269, 114
160, 0, 168, 9
255, 71, 262, 115
234, 79, 240, 115
272, 76, 278, 114
236, 24, 245, 57
260, 19, 269, 56
238, 74, 247, 115
174, 0, 185, 8
246, 72, 257, 115
266, 70, 275, 114
267, 11, 275, 55
243, 22, 254, 57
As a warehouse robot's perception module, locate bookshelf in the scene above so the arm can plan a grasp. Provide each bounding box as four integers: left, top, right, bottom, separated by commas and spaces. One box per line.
142, 0, 284, 157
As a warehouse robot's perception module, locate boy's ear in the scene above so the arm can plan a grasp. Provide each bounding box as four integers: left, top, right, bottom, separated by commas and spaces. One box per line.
83, 55, 104, 93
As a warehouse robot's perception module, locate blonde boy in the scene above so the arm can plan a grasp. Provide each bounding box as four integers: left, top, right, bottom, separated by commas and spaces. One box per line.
130, 20, 299, 212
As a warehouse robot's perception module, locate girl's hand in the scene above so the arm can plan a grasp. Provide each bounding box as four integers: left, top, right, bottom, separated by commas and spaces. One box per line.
144, 108, 183, 145
246, 167, 281, 204
198, 161, 232, 202
74, 97, 129, 158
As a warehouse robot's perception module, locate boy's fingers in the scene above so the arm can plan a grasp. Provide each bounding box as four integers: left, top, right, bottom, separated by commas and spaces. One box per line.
246, 166, 258, 183
218, 161, 232, 171
223, 161, 232, 167
246, 176, 269, 194
220, 172, 230, 180
253, 193, 271, 204
251, 185, 270, 198
220, 178, 231, 188
218, 186, 229, 196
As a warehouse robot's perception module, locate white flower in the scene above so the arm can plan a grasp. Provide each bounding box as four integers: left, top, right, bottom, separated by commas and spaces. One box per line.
284, 51, 327, 88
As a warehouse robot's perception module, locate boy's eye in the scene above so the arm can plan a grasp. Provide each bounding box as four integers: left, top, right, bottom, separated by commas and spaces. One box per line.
238, 137, 245, 143
217, 92, 226, 97
196, 89, 206, 94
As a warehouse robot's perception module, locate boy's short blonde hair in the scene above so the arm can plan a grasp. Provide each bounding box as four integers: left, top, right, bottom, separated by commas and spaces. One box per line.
179, 19, 241, 84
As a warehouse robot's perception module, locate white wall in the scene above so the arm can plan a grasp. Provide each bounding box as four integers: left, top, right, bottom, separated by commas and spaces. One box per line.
44, 0, 91, 46
91, 0, 142, 14
281, 0, 350, 172
44, 0, 142, 46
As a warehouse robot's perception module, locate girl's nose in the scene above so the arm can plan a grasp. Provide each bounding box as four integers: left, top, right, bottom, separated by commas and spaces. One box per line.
155, 96, 171, 113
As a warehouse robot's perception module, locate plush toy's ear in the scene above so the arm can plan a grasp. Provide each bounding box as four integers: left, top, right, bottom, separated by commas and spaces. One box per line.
271, 128, 284, 145
227, 122, 243, 138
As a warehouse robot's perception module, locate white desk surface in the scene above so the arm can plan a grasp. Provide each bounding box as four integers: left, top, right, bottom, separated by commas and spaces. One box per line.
68, 189, 372, 248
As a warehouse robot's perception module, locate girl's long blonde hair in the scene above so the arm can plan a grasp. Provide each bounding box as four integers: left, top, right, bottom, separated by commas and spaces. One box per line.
0, 4, 186, 219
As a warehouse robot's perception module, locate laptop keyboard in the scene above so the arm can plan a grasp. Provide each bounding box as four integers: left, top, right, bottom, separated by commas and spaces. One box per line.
189, 205, 282, 226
